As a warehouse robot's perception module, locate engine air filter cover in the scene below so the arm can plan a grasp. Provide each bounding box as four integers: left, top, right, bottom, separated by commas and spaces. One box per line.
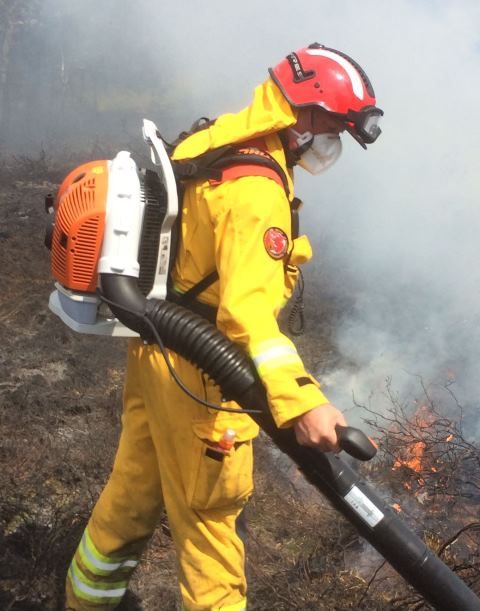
51, 160, 108, 293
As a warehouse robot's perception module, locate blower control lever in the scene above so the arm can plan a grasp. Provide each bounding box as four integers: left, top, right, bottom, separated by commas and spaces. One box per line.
335, 425, 377, 461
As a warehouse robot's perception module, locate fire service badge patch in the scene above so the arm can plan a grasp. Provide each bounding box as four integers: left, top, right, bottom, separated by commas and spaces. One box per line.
263, 227, 289, 260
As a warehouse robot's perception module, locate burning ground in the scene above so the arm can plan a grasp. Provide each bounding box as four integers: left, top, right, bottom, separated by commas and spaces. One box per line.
0, 158, 479, 609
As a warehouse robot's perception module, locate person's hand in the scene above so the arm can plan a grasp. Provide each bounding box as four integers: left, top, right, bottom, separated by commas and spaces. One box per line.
293, 403, 347, 452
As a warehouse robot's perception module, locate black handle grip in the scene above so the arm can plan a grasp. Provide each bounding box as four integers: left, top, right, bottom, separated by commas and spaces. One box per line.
335, 425, 377, 461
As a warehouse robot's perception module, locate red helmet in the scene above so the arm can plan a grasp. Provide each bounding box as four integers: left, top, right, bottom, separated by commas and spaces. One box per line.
269, 43, 383, 147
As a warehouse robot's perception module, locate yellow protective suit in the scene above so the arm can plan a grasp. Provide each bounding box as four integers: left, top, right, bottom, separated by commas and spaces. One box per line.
65, 78, 330, 610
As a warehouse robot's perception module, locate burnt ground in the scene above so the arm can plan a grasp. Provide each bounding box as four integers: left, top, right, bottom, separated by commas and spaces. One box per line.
0, 162, 446, 610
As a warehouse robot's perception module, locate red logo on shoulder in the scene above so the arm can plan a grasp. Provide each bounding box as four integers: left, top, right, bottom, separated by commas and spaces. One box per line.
264, 227, 289, 260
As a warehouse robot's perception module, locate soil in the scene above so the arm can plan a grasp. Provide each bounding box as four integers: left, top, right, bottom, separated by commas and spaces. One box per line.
0, 166, 427, 610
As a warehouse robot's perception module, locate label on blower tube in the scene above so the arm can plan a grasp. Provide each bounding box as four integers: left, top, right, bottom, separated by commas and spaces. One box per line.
344, 485, 384, 528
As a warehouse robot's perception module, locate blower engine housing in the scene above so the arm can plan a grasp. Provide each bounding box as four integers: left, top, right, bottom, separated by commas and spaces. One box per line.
51, 159, 108, 294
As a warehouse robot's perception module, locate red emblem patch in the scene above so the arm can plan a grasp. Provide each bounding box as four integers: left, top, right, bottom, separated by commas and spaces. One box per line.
263, 227, 289, 260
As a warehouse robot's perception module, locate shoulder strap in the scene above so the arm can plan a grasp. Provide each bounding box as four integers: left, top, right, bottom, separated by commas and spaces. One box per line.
176, 270, 219, 304
172, 143, 290, 197
208, 148, 290, 197
209, 164, 285, 190
172, 145, 233, 182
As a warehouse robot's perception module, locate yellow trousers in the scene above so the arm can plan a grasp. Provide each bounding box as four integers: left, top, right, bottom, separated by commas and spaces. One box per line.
66, 339, 259, 610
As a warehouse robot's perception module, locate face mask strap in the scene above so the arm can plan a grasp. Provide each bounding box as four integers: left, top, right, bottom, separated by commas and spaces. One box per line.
283, 128, 315, 167
292, 129, 314, 156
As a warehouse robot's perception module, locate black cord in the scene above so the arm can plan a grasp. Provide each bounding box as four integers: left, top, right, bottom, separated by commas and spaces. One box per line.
287, 267, 305, 336
97, 290, 262, 415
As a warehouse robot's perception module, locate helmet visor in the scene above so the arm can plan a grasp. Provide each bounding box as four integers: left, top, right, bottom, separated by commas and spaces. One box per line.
343, 106, 383, 147
362, 111, 383, 141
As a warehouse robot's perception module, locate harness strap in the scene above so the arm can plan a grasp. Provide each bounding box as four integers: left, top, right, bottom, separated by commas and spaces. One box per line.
208, 147, 290, 197
176, 270, 219, 304
167, 285, 218, 324
209, 164, 286, 191
173, 144, 290, 197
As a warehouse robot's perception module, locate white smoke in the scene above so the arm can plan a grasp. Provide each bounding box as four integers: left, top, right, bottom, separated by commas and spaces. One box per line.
294, 2, 480, 424
4, 0, 480, 426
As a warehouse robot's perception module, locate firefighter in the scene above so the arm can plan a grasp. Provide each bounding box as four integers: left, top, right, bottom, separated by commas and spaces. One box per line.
65, 43, 382, 610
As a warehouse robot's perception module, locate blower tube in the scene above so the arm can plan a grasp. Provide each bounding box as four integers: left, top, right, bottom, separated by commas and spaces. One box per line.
100, 272, 480, 611
100, 274, 257, 400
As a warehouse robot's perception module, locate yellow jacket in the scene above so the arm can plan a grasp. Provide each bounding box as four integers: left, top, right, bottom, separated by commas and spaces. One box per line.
171, 78, 330, 428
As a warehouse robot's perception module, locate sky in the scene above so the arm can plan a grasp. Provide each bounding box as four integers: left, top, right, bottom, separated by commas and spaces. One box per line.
8, 0, 480, 429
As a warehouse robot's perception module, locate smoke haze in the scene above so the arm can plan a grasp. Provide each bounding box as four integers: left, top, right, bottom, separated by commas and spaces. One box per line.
2, 0, 480, 425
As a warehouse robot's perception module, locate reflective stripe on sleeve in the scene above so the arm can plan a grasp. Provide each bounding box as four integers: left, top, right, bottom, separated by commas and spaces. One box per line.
250, 338, 302, 375
79, 529, 138, 575
68, 559, 127, 604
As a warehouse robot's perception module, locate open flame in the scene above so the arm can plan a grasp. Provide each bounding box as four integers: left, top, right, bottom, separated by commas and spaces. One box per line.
389, 402, 462, 501
391, 404, 433, 477
393, 440, 426, 473
372, 383, 480, 570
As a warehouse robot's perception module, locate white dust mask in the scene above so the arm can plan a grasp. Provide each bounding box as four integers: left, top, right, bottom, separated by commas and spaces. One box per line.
290, 130, 343, 175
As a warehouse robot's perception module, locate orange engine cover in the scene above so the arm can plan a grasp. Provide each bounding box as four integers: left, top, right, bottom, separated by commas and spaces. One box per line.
51, 160, 108, 293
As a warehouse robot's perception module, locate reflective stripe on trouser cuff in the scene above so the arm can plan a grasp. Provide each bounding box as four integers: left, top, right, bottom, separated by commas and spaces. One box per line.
182, 598, 247, 611
79, 528, 138, 576
68, 558, 127, 604
250, 339, 301, 375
